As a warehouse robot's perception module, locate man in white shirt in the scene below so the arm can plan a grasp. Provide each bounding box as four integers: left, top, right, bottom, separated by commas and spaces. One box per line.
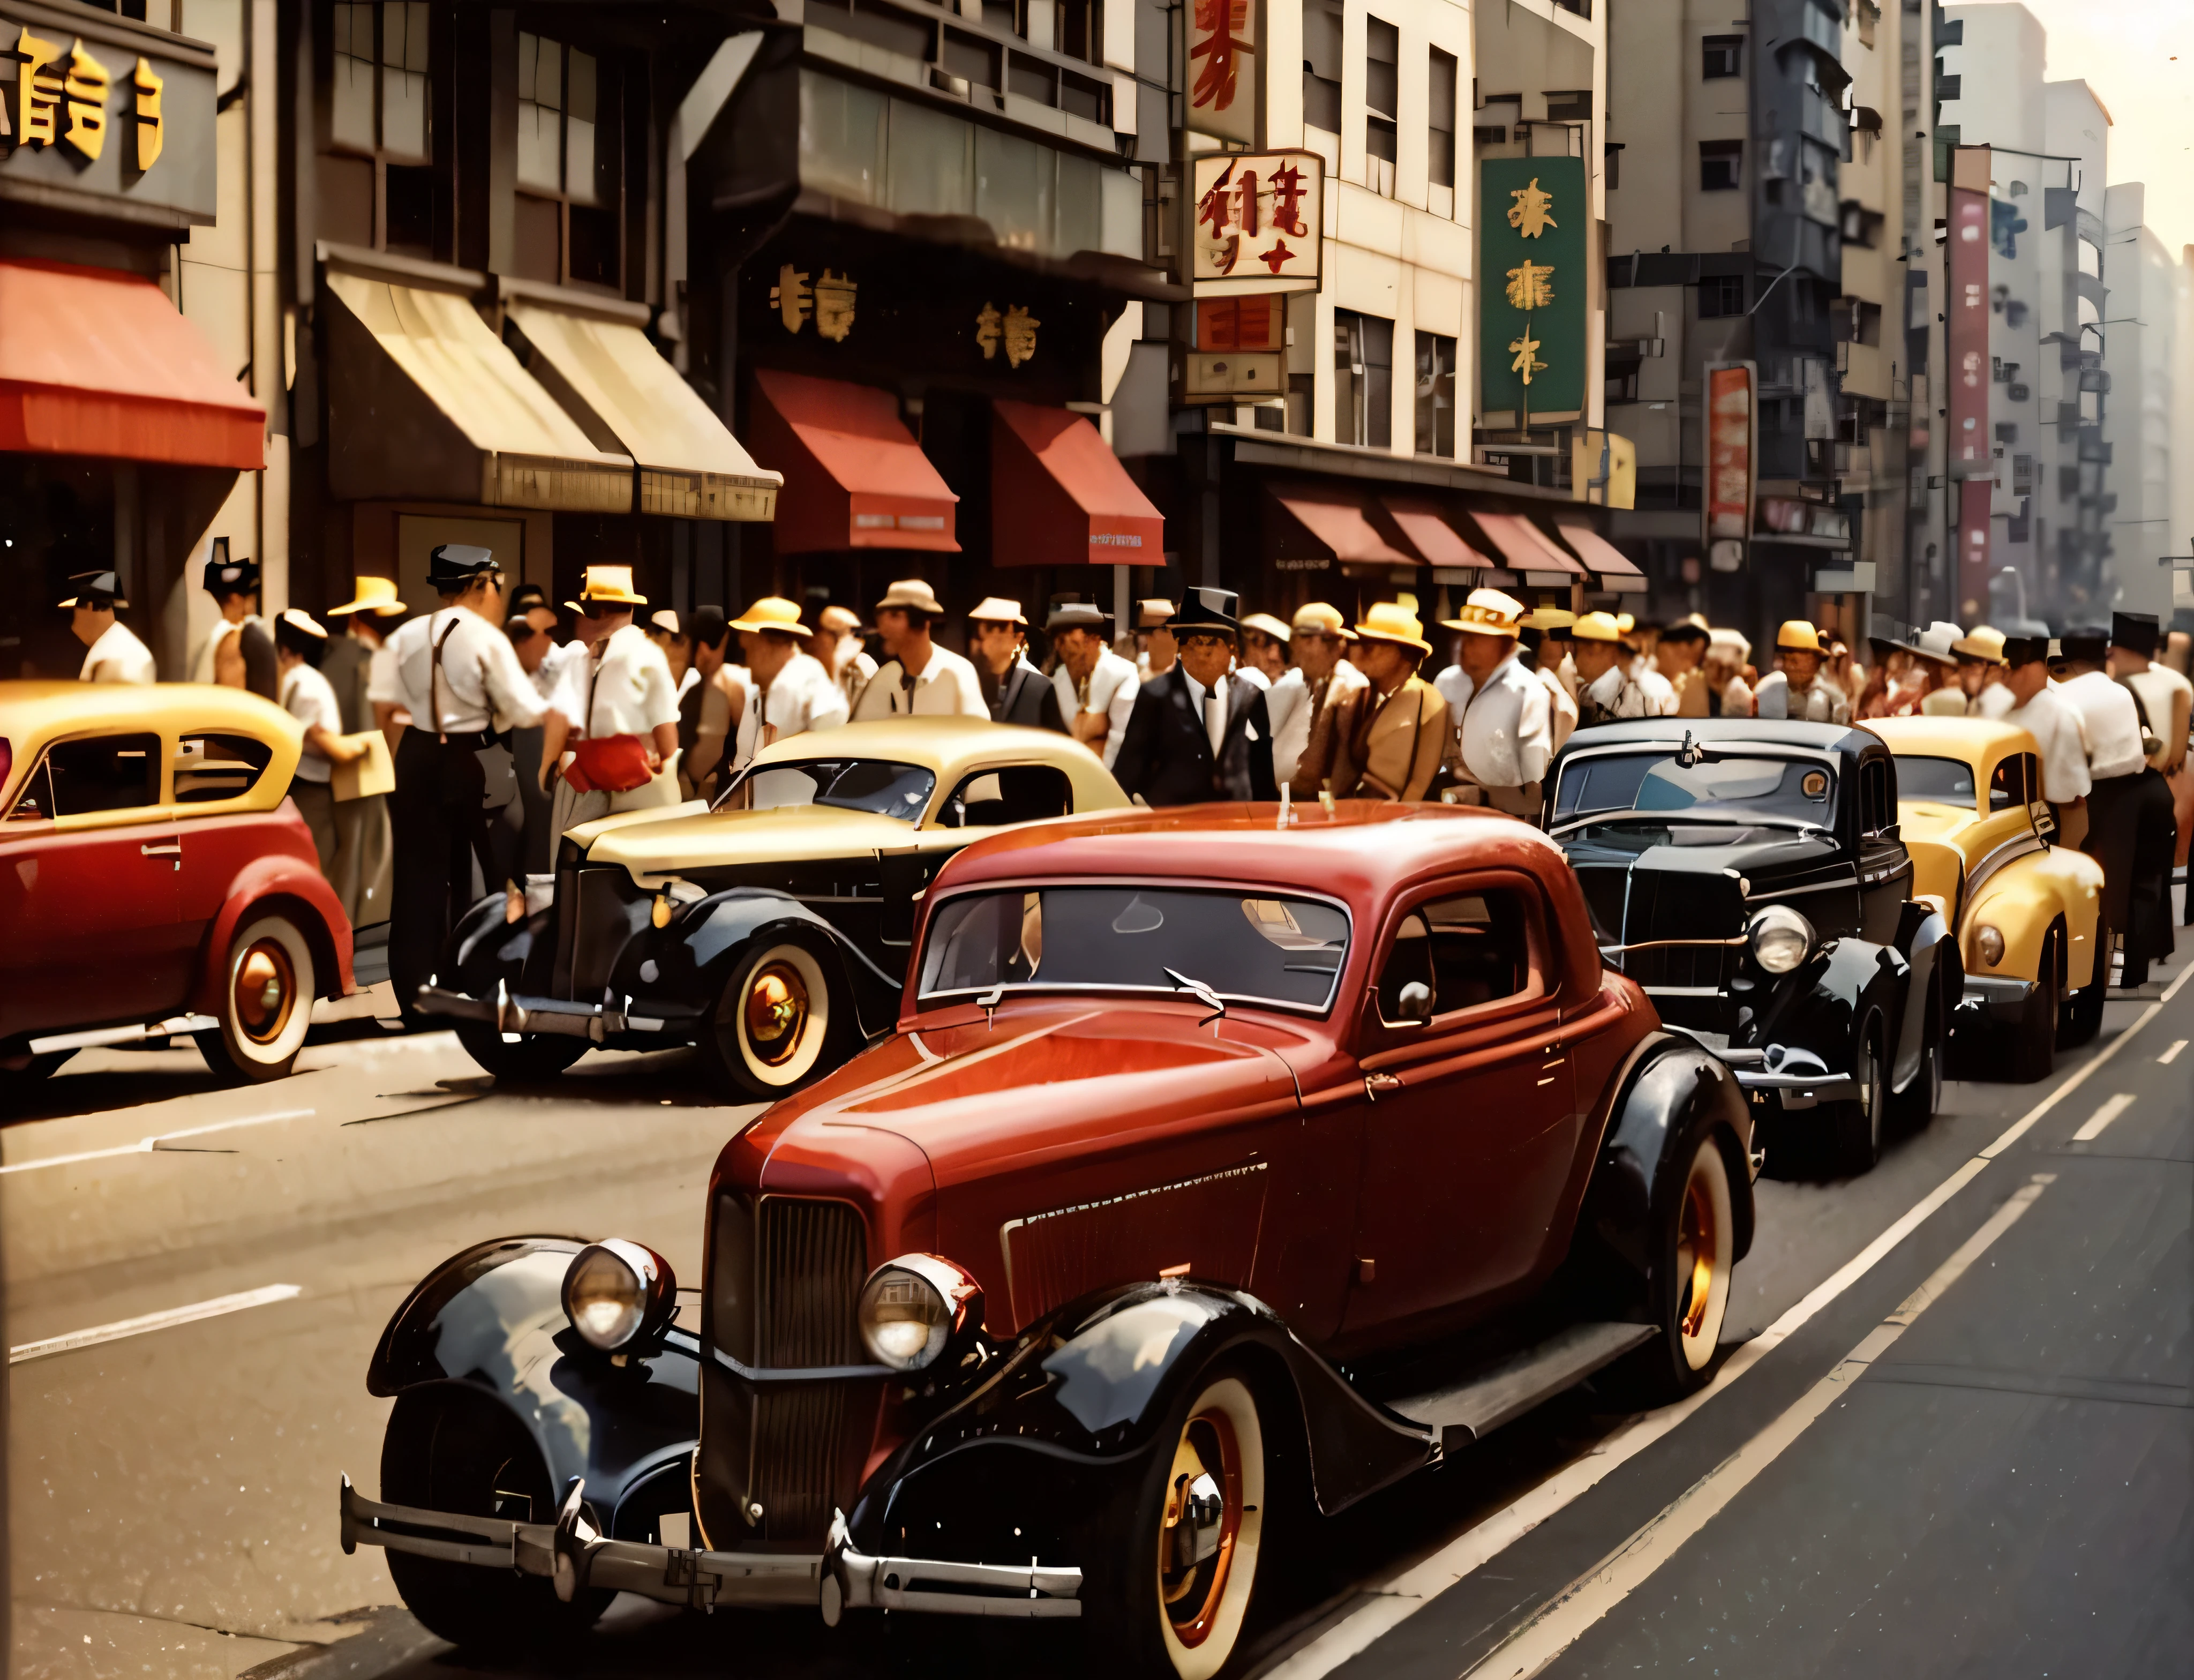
810, 604, 877, 711
2055, 624, 2152, 979
62, 571, 156, 684
1705, 628, 1755, 718
2001, 633, 2092, 847
1517, 609, 1581, 751
274, 609, 365, 875
680, 606, 749, 804
728, 596, 850, 772
1952, 627, 2016, 719
1047, 601, 1139, 768
372, 544, 557, 1014
1572, 612, 1655, 724
1238, 613, 1292, 688
2107, 611, 2187, 972
850, 579, 987, 719
1264, 603, 1365, 788
1434, 588, 1554, 816
540, 568, 683, 833
1755, 620, 1851, 723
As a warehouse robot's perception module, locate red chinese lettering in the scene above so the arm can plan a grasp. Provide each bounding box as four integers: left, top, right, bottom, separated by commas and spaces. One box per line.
1197, 160, 1238, 239
1269, 161, 1308, 237
1216, 234, 1243, 274
1189, 0, 1253, 112
1235, 170, 1260, 237
1258, 238, 1295, 274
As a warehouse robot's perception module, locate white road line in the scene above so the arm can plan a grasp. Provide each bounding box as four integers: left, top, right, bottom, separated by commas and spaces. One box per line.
1461, 1175, 2054, 1680
0, 1109, 314, 1176
2071, 1093, 2137, 1143
2160, 1039, 2187, 1065
1266, 958, 2193, 1680
9, 1285, 302, 1364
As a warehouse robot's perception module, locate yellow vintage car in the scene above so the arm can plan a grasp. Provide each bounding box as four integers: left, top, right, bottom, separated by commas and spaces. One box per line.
416, 716, 1128, 1097
1867, 717, 2107, 1080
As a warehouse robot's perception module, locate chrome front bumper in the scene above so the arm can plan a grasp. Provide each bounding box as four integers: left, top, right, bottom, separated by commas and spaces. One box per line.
412, 981, 671, 1041
339, 1475, 1081, 1621
1954, 974, 2035, 1026
1666, 1031, 1859, 1112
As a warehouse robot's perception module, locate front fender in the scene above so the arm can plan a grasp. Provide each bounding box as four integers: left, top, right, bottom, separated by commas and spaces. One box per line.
370, 1236, 698, 1537
640, 888, 901, 1036
845, 1282, 1430, 1563
1965, 848, 2104, 992
1890, 904, 1954, 1090
1583, 1036, 1756, 1276
189, 853, 355, 1010
444, 891, 548, 997
1756, 936, 1907, 1082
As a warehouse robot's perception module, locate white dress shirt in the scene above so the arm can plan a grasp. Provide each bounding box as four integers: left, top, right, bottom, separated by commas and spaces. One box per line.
1052, 647, 1142, 769
549, 622, 680, 739
2122, 663, 2191, 768
1265, 659, 1366, 788
1635, 666, 1678, 717
1234, 663, 1271, 692
1974, 681, 2016, 721
2007, 687, 2092, 805
734, 650, 850, 771
374, 606, 551, 734
1177, 668, 1233, 755
1436, 652, 1554, 787
281, 663, 344, 783
1755, 670, 1850, 724
852, 644, 988, 720
531, 636, 586, 703
79, 620, 156, 685
2057, 670, 2147, 781
1582, 664, 1655, 720
1539, 663, 1580, 752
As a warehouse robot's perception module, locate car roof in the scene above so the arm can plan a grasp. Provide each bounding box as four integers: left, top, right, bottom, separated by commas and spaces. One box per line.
1862, 716, 2039, 766
0, 679, 297, 744
932, 800, 1570, 913
752, 716, 1126, 805
1557, 718, 1876, 755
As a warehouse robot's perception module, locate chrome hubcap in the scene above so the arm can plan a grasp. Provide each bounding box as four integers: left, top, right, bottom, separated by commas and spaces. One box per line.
235, 940, 296, 1045
1160, 1411, 1242, 1646
743, 963, 809, 1066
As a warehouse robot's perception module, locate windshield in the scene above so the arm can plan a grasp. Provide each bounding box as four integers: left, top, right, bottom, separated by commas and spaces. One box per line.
1895, 755, 1978, 807
716, 758, 936, 821
918, 886, 1351, 1013
1554, 751, 1836, 828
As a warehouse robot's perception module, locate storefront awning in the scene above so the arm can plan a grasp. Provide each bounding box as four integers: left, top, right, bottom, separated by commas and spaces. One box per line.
0, 259, 262, 469
990, 400, 1162, 566
1267, 484, 1417, 569
1380, 498, 1493, 571
322, 269, 633, 513
1469, 511, 1585, 583
1550, 520, 1649, 592
505, 299, 781, 522
748, 370, 958, 553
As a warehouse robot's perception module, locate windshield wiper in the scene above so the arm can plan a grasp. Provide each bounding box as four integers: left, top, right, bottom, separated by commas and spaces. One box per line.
1163, 966, 1227, 1025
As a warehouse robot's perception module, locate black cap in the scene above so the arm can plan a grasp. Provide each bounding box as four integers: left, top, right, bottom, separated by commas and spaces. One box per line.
2061, 625, 2110, 662
1659, 622, 1709, 646
427, 543, 499, 590
202, 554, 261, 597
2110, 611, 2160, 658
1168, 586, 1240, 634
60, 569, 127, 609
2001, 634, 2050, 666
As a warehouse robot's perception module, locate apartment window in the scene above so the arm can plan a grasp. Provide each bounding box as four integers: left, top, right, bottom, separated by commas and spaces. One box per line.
1544, 89, 1591, 123
1699, 139, 1742, 192
1699, 273, 1746, 317
514, 32, 621, 289
1303, 0, 1342, 134
1429, 47, 1457, 190
328, 3, 434, 253
1414, 332, 1455, 457
1335, 311, 1393, 449
1366, 17, 1399, 193
1702, 34, 1742, 78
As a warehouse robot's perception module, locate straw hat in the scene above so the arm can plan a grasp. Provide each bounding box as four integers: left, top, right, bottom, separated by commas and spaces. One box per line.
1136, 598, 1176, 629
876, 578, 944, 616
1774, 618, 1822, 654
1351, 601, 1432, 655
326, 575, 406, 618
818, 604, 863, 635
1573, 611, 1626, 644
1440, 588, 1527, 638
1240, 612, 1293, 644
1521, 606, 1576, 634
1908, 621, 1963, 665
729, 596, 808, 637
1045, 601, 1109, 632
1614, 612, 1635, 636
277, 607, 328, 640
1289, 603, 1350, 639
968, 596, 1027, 627
566, 565, 648, 613
1952, 625, 2006, 665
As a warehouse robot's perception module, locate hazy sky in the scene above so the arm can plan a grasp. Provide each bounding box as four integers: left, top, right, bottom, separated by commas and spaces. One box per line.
1973, 0, 2194, 257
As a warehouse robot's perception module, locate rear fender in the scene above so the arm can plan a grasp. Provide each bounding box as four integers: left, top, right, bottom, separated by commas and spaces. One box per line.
1582, 1037, 1756, 1276
190, 855, 355, 1009
642, 889, 901, 1036
369, 1237, 698, 1537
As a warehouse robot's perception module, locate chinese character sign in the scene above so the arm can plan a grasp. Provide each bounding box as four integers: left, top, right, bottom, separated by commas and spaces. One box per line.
1479, 156, 1585, 415
1703, 363, 1756, 546
2, 22, 214, 220
1186, 0, 1257, 145
1947, 149, 1992, 613
1191, 151, 1321, 290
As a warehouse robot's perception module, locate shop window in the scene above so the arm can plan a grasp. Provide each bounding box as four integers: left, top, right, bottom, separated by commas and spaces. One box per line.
327, 2, 437, 256
1335, 310, 1393, 449
1700, 139, 1742, 192
514, 32, 620, 288
1414, 332, 1455, 458
1428, 47, 1457, 191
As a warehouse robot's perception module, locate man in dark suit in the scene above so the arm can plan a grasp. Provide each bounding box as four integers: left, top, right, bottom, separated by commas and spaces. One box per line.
1111, 588, 1278, 805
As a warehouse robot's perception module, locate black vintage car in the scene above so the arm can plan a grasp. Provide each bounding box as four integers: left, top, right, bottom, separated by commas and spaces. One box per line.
1545, 719, 1957, 1171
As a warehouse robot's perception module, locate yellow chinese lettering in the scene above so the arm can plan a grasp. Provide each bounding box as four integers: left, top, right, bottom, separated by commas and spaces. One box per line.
813, 269, 856, 342
1002, 304, 1040, 368
771, 265, 813, 333
1505, 259, 1556, 312
63, 39, 111, 162
1507, 177, 1557, 239
133, 56, 164, 171
1508, 326, 1545, 387
16, 29, 64, 148
975, 302, 1003, 359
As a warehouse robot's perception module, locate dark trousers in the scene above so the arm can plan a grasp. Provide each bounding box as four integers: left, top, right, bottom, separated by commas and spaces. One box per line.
390, 728, 493, 1018
2121, 767, 2178, 984
510, 723, 555, 876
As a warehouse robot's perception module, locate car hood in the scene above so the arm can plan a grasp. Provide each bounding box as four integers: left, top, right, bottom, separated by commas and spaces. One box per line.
1560, 826, 1846, 941
580, 804, 931, 878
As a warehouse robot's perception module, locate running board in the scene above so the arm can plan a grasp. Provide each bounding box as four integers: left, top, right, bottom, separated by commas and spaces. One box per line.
27, 1014, 217, 1055
1388, 1321, 1655, 1451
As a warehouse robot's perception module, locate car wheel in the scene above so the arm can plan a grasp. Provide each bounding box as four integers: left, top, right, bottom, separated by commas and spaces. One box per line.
1092, 1367, 1268, 1680
454, 1022, 589, 1083
2016, 929, 2063, 1078
1617, 1125, 1736, 1402
1831, 1012, 1889, 1173
1888, 994, 1942, 1130
700, 941, 839, 1102
380, 1388, 610, 1651
197, 912, 315, 1083
2058, 920, 2106, 1048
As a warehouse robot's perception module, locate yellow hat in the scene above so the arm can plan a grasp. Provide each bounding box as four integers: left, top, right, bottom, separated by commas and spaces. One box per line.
1521, 606, 1576, 633
1573, 610, 1626, 644
968, 596, 1027, 626
729, 596, 807, 636
1615, 612, 1636, 635
1952, 625, 2005, 665
876, 578, 945, 615
819, 604, 863, 635
566, 565, 648, 613
1352, 601, 1432, 655
1240, 612, 1293, 644
1440, 587, 1527, 638
1290, 602, 1348, 638
325, 574, 407, 618
1775, 618, 1821, 653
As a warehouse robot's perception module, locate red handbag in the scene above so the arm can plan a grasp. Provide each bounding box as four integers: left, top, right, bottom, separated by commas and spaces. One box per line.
565, 733, 654, 794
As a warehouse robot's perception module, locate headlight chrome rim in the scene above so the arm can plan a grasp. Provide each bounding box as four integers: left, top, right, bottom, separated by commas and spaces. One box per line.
1747, 905, 1815, 975
562, 1238, 677, 1353
1974, 923, 2005, 968
857, 1254, 984, 1373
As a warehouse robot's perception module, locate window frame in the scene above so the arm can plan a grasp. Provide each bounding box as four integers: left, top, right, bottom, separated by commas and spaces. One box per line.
1701, 34, 1743, 79
9, 730, 166, 824
511, 27, 624, 291
324, 1, 438, 255
1364, 875, 1556, 1045
1699, 138, 1743, 193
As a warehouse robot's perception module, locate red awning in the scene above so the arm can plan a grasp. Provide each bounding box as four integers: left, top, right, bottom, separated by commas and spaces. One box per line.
990, 400, 1163, 566
1469, 511, 1584, 577
1381, 498, 1493, 569
747, 369, 958, 553
0, 258, 263, 469
1551, 520, 1647, 586
1267, 484, 1417, 567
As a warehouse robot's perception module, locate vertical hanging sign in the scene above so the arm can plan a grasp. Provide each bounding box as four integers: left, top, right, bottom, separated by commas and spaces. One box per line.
1479, 155, 1587, 418
1186, 0, 1259, 145
1702, 362, 1756, 570
1948, 145, 1993, 617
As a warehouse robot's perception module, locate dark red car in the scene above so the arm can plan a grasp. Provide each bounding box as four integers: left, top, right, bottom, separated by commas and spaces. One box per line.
347, 804, 1754, 1677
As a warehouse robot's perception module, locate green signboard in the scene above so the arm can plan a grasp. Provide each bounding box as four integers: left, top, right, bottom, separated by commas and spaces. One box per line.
1479, 155, 1587, 418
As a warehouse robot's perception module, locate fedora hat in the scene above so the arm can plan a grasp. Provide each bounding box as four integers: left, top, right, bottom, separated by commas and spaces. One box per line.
1289, 602, 1349, 639
1045, 600, 1109, 633
728, 596, 807, 637
1520, 606, 1576, 634
565, 565, 647, 613
1774, 618, 1822, 654
1573, 610, 1626, 644
1239, 611, 1293, 644
1441, 587, 1526, 638
277, 607, 328, 640
427, 544, 501, 592
326, 575, 407, 617
648, 609, 684, 636
58, 569, 127, 609
1353, 601, 1432, 655
876, 578, 944, 616
1708, 626, 1752, 662
968, 596, 1027, 627
202, 553, 262, 596
1952, 625, 2006, 665
1907, 620, 1964, 665
1169, 587, 1240, 635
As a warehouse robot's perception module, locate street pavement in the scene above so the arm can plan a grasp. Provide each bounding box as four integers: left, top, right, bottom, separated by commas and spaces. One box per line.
5, 922, 2190, 1680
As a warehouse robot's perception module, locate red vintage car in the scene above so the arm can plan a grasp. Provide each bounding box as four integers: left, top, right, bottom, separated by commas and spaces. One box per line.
1, 681, 354, 1086
345, 803, 1754, 1677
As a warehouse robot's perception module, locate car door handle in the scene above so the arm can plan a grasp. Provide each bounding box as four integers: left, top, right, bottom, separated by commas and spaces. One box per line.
1364, 1073, 1403, 1101
140, 840, 181, 858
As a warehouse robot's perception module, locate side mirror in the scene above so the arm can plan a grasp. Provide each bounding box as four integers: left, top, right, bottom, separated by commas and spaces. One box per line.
1395, 980, 1433, 1024
2031, 799, 2057, 843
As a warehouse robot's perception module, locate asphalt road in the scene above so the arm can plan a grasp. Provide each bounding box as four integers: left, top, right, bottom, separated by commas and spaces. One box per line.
5, 922, 2189, 1680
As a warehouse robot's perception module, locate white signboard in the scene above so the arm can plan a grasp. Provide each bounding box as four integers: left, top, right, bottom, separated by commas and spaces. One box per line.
1190, 150, 1322, 296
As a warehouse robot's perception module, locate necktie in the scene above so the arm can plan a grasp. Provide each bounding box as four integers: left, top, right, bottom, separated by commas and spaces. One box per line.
1205, 680, 1227, 757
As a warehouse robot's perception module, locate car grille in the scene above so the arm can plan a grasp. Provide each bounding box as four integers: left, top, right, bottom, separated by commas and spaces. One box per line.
557, 865, 651, 999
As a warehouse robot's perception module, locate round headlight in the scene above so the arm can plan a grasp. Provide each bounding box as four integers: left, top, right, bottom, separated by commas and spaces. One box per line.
562, 1239, 674, 1352
857, 1254, 983, 1372
1748, 905, 1815, 975
1974, 923, 2005, 968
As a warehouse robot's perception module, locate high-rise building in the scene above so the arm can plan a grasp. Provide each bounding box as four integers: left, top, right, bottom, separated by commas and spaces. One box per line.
2101, 183, 2177, 625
